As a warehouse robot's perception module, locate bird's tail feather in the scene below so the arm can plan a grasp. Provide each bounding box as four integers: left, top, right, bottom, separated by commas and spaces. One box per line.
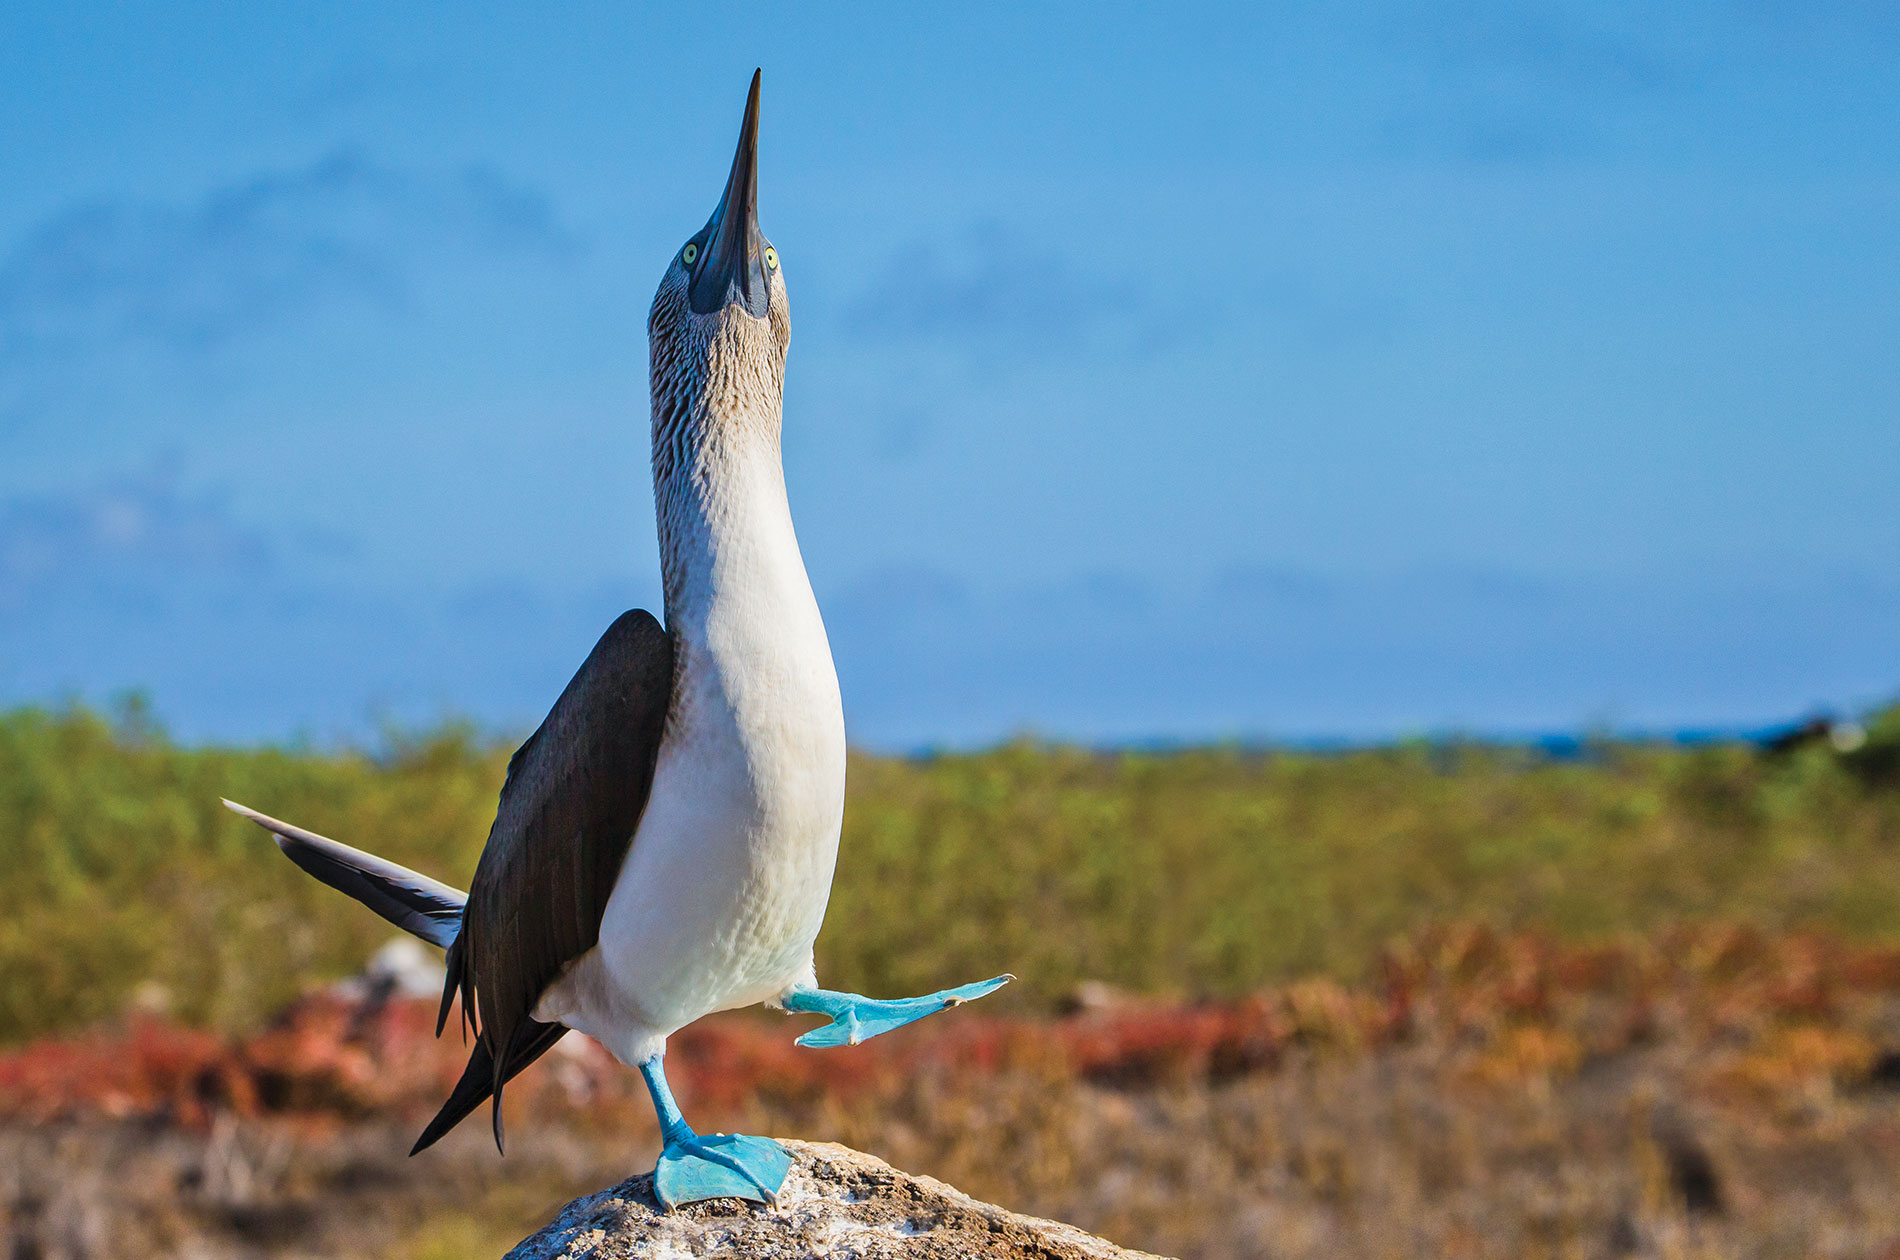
223, 799, 466, 949
411, 1020, 567, 1155
225, 797, 557, 1156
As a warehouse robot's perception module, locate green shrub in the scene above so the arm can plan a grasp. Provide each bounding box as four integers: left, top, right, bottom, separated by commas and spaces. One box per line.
2, 701, 1897, 1043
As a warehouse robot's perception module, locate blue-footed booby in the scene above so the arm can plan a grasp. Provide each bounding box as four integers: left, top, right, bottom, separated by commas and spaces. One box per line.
223, 70, 1008, 1210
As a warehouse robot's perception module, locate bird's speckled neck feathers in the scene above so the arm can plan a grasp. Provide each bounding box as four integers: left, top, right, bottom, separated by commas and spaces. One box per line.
648, 259, 793, 626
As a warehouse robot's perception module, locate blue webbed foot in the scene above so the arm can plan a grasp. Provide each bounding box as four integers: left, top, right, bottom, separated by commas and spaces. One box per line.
782, 974, 1013, 1048
637, 1054, 790, 1210
654, 1131, 791, 1210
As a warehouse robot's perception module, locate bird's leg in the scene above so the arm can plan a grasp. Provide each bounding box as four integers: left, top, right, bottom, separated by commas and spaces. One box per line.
780, 975, 1013, 1048
638, 1051, 790, 1210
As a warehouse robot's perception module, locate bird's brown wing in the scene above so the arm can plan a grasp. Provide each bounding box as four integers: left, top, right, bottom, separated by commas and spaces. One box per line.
430, 608, 673, 1151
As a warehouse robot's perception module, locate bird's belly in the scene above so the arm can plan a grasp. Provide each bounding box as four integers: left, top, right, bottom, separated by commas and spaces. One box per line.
581, 653, 846, 1049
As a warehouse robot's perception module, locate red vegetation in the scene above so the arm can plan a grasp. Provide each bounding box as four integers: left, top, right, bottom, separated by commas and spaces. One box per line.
7, 924, 1900, 1139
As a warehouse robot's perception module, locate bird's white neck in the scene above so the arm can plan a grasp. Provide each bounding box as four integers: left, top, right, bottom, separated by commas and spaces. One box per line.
654, 412, 806, 640
646, 399, 846, 890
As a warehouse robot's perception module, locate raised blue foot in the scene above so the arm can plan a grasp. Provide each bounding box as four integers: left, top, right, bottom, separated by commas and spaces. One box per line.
782, 975, 1013, 1048
638, 1053, 790, 1209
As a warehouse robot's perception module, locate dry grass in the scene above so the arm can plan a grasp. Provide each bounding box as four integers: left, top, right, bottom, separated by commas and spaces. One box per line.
8, 702, 1900, 1254
7, 926, 1900, 1259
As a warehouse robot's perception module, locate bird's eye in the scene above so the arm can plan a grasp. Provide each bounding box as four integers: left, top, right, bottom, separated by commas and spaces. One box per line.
681, 242, 699, 265
763, 246, 778, 271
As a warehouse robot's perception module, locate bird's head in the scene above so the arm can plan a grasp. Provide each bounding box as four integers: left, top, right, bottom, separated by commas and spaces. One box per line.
649, 70, 789, 428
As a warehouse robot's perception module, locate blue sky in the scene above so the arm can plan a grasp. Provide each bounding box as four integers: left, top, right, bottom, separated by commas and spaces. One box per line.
1, 2, 1896, 748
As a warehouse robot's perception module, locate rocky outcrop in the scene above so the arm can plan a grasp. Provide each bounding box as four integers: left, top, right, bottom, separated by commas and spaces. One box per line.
508, 1140, 1168, 1260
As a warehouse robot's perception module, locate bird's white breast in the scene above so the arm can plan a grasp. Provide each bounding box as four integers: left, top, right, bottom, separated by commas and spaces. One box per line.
544, 429, 845, 1066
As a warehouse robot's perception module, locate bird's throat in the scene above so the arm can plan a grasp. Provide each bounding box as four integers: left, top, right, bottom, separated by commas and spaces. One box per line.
653, 414, 799, 639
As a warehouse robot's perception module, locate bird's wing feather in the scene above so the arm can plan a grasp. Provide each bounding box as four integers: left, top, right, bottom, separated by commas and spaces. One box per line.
441, 608, 674, 1142
224, 800, 466, 948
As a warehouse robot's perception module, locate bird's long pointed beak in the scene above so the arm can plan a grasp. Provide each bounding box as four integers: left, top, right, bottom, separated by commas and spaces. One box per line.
689, 70, 767, 318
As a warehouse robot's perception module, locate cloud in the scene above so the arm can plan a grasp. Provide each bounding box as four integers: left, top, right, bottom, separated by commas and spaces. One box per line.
1407, 5, 1675, 93
1209, 565, 1337, 608
842, 221, 1400, 377
1380, 3, 1681, 165
277, 58, 409, 123
0, 464, 657, 740
0, 151, 578, 423
0, 462, 271, 613
843, 224, 1143, 355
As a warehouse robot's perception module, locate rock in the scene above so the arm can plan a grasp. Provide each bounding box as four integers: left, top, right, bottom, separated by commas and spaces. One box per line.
508, 1140, 1168, 1260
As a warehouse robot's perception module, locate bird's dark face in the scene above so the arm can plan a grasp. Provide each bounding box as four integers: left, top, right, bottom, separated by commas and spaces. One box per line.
649, 70, 790, 424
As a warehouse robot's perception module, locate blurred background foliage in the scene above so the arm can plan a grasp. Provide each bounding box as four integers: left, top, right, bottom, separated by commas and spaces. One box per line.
2, 697, 1898, 1045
